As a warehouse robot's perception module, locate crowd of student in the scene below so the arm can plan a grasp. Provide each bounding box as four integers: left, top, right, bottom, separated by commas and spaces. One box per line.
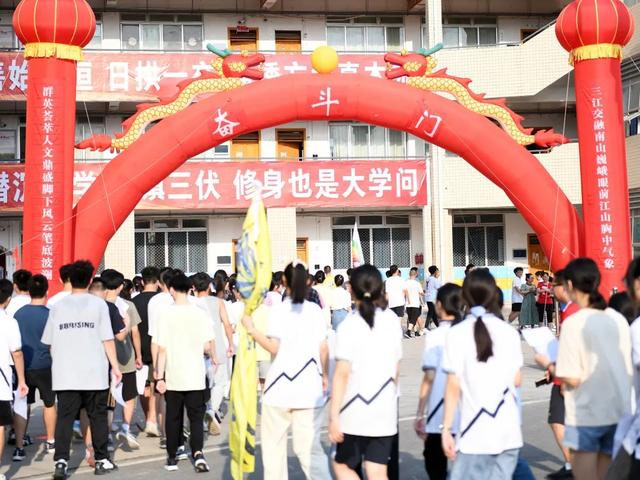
0, 257, 639, 480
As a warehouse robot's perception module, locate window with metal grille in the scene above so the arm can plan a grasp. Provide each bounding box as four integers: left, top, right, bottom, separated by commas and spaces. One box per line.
329, 123, 406, 159
452, 213, 504, 267
332, 215, 411, 269
134, 218, 208, 273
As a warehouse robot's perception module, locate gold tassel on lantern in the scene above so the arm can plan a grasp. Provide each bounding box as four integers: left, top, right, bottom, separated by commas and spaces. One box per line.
24, 42, 83, 61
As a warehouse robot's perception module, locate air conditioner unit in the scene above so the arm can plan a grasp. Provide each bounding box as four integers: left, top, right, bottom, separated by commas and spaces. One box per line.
261, 0, 277, 9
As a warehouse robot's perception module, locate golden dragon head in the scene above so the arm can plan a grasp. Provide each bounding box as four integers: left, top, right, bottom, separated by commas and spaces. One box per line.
384, 43, 442, 79
206, 44, 265, 80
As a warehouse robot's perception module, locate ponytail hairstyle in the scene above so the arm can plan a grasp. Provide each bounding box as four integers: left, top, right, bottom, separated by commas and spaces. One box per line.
564, 257, 607, 310
462, 268, 501, 362
284, 260, 308, 304
436, 283, 464, 325
350, 264, 384, 328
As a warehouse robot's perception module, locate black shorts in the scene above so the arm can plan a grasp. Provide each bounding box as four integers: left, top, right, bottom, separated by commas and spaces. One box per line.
390, 306, 405, 318
335, 434, 395, 468
0, 400, 12, 426
511, 302, 522, 313
122, 372, 138, 402
406, 307, 421, 325
26, 368, 56, 407
548, 384, 565, 425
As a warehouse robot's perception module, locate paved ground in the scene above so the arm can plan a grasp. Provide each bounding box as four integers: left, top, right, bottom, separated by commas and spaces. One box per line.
1, 330, 564, 479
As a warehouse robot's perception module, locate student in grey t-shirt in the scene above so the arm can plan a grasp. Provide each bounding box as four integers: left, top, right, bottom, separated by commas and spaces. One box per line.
41, 261, 122, 479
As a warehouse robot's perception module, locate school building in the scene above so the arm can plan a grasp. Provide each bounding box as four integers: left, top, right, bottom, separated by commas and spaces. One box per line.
1, 0, 640, 298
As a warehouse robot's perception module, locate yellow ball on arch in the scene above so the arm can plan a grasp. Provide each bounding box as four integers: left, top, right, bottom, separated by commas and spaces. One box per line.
311, 46, 339, 74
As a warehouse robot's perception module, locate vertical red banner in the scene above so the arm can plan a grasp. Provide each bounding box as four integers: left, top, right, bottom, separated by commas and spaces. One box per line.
22, 58, 76, 282
574, 58, 631, 294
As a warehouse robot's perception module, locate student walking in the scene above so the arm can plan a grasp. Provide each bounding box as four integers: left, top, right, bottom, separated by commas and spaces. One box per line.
405, 267, 425, 338
13, 274, 56, 461
509, 267, 524, 324
155, 273, 216, 472
415, 283, 463, 480
42, 260, 122, 479
0, 278, 29, 480
329, 264, 402, 480
519, 274, 539, 328
556, 258, 632, 480
441, 269, 523, 480
242, 261, 331, 480
425, 266, 442, 329
330, 274, 352, 330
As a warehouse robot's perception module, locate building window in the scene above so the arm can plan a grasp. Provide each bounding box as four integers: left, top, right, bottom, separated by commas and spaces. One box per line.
326, 16, 403, 52
86, 14, 103, 49
0, 13, 17, 48
0, 130, 17, 161
75, 116, 106, 160
228, 28, 258, 52
632, 209, 640, 257
332, 215, 411, 269
134, 218, 208, 273
329, 123, 406, 159
452, 213, 504, 267
442, 17, 497, 48
121, 14, 203, 51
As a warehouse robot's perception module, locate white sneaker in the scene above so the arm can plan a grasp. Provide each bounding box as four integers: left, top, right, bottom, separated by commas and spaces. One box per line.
116, 430, 140, 450
205, 411, 221, 435
144, 422, 161, 437
176, 445, 189, 461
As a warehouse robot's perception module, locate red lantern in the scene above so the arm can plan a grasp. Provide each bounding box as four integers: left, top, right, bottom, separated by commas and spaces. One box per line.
556, 0, 635, 296
13, 0, 96, 288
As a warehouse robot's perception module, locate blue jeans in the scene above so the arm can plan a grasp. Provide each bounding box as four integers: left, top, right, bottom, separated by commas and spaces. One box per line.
449, 448, 520, 480
512, 456, 535, 480
564, 424, 616, 455
331, 309, 348, 330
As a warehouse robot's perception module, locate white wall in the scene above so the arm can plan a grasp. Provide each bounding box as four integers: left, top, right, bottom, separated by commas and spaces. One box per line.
297, 215, 333, 269
207, 215, 243, 273
497, 16, 555, 44
504, 212, 534, 270
410, 213, 424, 263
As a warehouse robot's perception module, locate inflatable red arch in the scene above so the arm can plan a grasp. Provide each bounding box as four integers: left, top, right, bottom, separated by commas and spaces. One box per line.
72, 73, 583, 271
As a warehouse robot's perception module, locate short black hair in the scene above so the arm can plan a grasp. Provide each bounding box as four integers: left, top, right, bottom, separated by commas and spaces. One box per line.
28, 274, 48, 299
513, 267, 524, 275
410, 267, 418, 274
324, 265, 331, 273
100, 269, 125, 290
346, 268, 353, 278
335, 274, 344, 287
170, 273, 192, 293
69, 261, 95, 289
13, 269, 32, 292
0, 279, 13, 304
192, 272, 212, 292
428, 265, 439, 275
314, 270, 326, 284
389, 265, 399, 276
59, 264, 73, 283
141, 266, 160, 285
160, 268, 177, 288
89, 277, 106, 293
272, 271, 283, 286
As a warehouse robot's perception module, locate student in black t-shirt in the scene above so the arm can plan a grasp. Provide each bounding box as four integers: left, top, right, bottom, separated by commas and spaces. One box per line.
131, 266, 161, 437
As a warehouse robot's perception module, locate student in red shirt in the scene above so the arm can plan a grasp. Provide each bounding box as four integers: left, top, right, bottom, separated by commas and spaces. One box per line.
536, 272, 554, 326
534, 270, 579, 479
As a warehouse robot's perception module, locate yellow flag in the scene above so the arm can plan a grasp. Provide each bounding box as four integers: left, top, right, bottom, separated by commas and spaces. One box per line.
230, 196, 271, 479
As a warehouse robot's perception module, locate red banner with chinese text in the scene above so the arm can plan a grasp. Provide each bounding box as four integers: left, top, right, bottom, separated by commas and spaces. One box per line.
0, 52, 392, 100
574, 58, 631, 294
0, 159, 427, 210
21, 58, 76, 282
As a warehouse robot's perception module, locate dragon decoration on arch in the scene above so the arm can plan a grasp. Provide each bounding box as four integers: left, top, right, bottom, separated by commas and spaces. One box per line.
76, 43, 568, 152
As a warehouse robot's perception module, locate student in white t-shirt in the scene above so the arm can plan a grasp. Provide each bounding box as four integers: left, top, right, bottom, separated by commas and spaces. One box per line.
7, 269, 32, 318
405, 267, 425, 338
329, 264, 402, 480
47, 264, 72, 307
385, 265, 407, 319
508, 267, 524, 324
556, 258, 632, 480
0, 278, 28, 477
242, 261, 331, 480
415, 283, 463, 480
441, 269, 523, 480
